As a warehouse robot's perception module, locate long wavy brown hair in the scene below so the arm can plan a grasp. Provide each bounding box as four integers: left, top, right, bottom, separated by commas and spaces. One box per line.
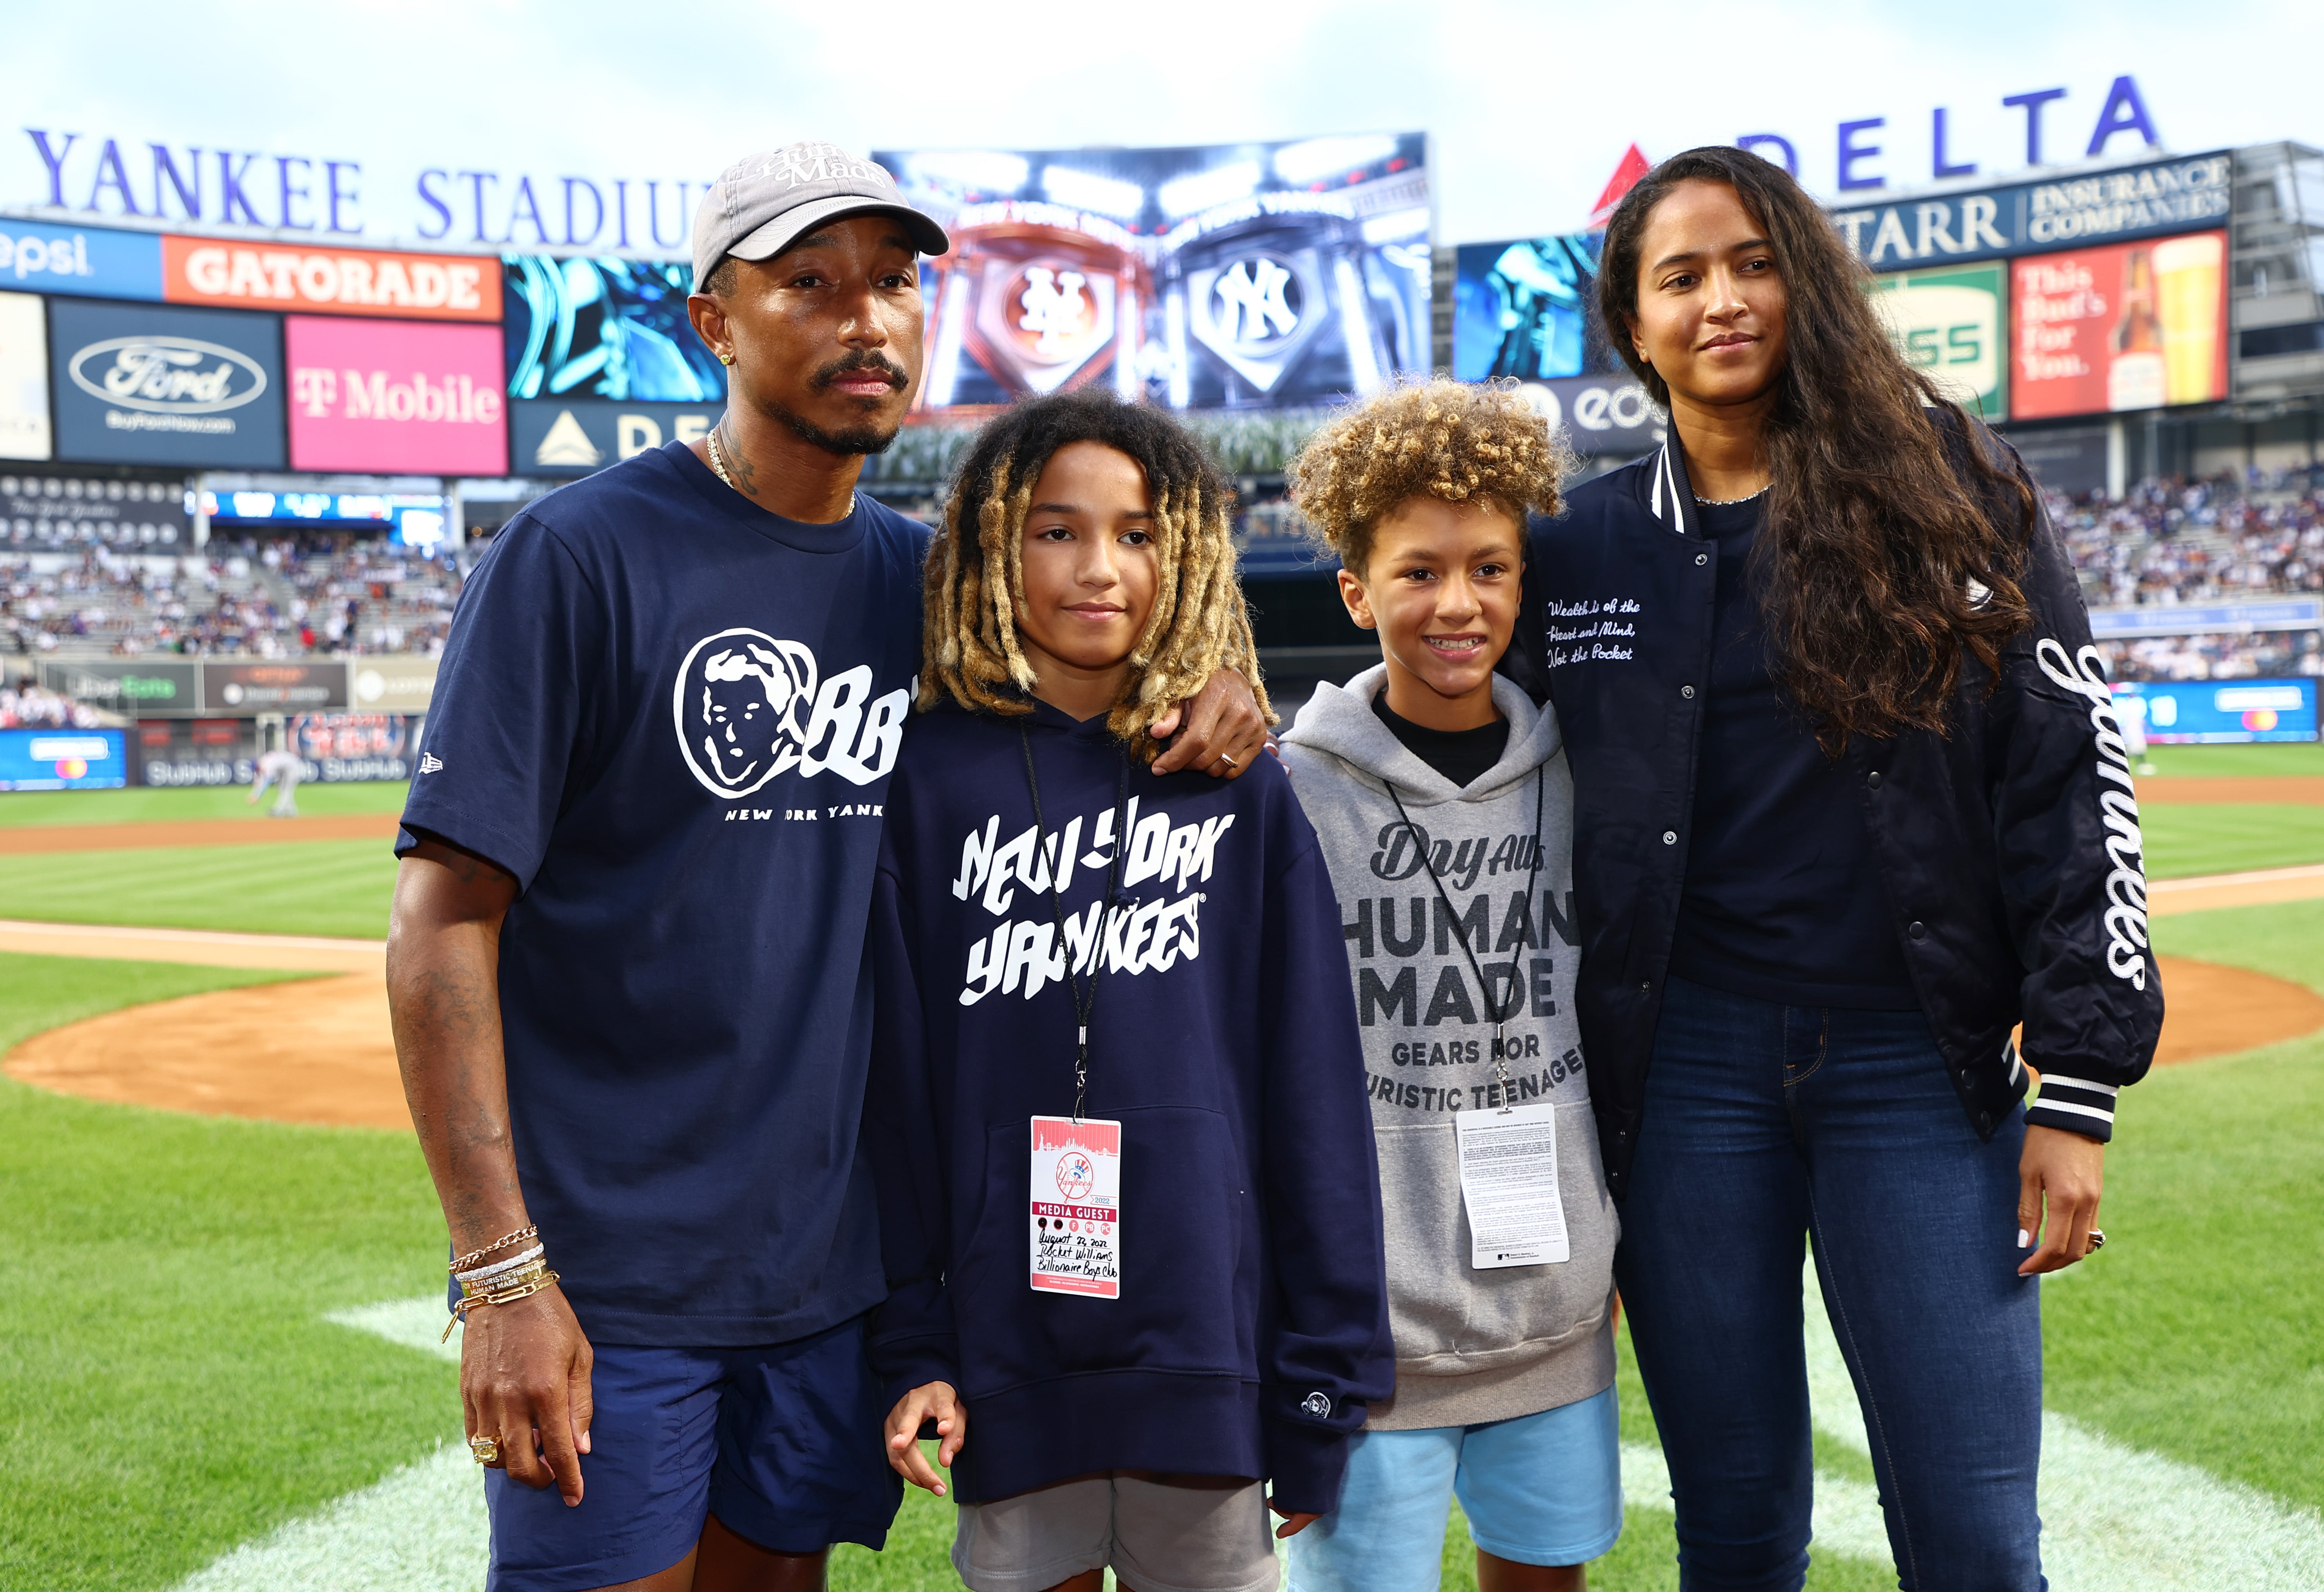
1599, 145, 2035, 750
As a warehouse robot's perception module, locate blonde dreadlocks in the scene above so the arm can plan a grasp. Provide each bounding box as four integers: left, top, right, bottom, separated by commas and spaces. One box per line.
920, 389, 1272, 759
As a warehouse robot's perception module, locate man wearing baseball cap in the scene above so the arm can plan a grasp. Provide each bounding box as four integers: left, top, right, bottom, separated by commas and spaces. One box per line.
388, 140, 1268, 1592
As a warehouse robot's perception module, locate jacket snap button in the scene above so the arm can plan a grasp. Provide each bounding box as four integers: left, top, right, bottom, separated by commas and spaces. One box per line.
1694, 552, 1709, 566
1867, 770, 1882, 790
1908, 920, 1927, 940
1681, 684, 1696, 699
1662, 830, 1677, 844
1977, 1112, 1994, 1133
1638, 980, 1651, 994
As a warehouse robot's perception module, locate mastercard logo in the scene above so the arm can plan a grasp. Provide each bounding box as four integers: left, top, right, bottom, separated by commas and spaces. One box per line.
2242, 709, 2280, 732
54, 758, 87, 779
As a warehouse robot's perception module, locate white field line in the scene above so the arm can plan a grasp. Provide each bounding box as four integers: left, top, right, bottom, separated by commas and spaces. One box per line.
0, 918, 386, 952
1801, 1267, 2324, 1590
2147, 862, 2324, 891
169, 1288, 2324, 1592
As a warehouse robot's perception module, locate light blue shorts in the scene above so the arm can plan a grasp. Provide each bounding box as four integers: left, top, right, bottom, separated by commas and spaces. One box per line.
1284, 1387, 1621, 1589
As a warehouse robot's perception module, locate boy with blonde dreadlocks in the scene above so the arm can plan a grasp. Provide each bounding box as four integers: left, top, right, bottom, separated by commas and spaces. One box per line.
863, 389, 1392, 1592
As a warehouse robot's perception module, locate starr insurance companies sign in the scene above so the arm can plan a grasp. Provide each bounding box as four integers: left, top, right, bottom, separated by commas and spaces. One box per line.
285, 315, 505, 473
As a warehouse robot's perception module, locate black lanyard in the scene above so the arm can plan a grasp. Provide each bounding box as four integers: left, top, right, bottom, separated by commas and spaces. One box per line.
1019, 724, 1131, 1123
1386, 762, 1547, 1113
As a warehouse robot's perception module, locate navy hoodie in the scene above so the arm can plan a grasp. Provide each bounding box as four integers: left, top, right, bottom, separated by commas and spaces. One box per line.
864, 698, 1392, 1513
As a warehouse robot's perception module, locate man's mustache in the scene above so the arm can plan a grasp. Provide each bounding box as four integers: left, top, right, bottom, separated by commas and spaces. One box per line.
810, 351, 909, 392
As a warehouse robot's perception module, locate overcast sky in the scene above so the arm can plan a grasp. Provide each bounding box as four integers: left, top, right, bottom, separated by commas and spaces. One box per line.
3, 0, 2317, 248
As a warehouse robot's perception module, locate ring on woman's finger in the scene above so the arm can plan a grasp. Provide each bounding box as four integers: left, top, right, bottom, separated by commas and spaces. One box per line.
2086, 1228, 2106, 1253
468, 1434, 502, 1465
1217, 753, 1238, 769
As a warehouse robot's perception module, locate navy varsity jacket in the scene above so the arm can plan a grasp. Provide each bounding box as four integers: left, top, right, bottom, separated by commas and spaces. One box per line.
1512, 423, 2166, 1198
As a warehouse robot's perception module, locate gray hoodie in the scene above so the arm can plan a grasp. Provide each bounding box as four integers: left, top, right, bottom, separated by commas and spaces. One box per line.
1281, 665, 1616, 1430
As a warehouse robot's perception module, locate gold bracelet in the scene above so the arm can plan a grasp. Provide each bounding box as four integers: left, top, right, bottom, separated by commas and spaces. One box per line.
442, 1270, 561, 1343
449, 1225, 540, 1274
457, 1259, 548, 1301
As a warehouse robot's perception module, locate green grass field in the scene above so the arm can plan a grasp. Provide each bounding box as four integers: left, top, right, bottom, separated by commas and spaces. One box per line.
2139, 742, 2324, 777
2, 901, 2318, 1588
0, 782, 411, 827
0, 841, 398, 939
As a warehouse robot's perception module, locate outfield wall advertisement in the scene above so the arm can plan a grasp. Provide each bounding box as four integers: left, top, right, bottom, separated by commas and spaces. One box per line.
503, 254, 724, 404
284, 315, 506, 473
47, 297, 285, 468
509, 398, 712, 476
2011, 230, 2227, 419
0, 726, 127, 789
1450, 233, 1618, 385
164, 238, 501, 322
2113, 677, 2318, 743
877, 134, 1432, 412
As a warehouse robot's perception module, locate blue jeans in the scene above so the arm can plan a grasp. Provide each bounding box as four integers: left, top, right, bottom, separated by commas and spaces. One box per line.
1616, 976, 2044, 1592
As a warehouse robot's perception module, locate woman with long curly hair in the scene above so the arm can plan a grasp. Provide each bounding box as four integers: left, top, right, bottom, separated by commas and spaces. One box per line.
1516, 146, 2164, 1587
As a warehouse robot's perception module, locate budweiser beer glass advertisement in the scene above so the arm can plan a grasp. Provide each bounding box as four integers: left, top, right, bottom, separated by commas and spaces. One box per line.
165, 238, 500, 321
2010, 230, 2227, 420
285, 317, 506, 473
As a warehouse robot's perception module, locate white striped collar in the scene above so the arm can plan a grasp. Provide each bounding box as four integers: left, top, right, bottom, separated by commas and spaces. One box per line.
1647, 442, 1701, 540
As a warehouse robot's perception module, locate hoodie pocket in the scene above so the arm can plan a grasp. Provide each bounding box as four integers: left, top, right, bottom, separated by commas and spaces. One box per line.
1372, 1107, 1617, 1375
949, 1107, 1252, 1397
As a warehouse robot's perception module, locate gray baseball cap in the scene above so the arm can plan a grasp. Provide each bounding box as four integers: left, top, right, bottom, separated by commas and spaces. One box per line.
692, 142, 950, 291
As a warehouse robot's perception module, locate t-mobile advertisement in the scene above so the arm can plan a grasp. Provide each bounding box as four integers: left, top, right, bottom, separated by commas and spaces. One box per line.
2010, 230, 2227, 421
285, 315, 507, 473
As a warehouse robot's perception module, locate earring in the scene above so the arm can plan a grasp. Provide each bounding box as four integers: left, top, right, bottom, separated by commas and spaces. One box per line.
717, 351, 736, 366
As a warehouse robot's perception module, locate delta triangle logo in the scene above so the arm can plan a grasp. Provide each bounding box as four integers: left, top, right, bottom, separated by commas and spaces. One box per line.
534, 409, 602, 468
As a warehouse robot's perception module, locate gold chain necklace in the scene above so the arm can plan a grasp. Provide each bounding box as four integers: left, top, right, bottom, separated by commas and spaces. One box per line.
706, 425, 860, 518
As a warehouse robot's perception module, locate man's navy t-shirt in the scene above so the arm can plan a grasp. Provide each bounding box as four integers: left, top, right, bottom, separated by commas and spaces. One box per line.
398, 441, 928, 1346
1667, 496, 1918, 1011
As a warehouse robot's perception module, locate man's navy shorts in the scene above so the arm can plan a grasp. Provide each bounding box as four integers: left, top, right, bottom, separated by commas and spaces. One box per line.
483, 1313, 902, 1591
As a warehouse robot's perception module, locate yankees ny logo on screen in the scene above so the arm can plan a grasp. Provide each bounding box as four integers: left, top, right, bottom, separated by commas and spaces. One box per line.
673, 629, 908, 797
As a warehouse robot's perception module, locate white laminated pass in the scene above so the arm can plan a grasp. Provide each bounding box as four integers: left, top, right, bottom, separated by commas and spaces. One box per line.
1029, 1114, 1121, 1298
1455, 1101, 1569, 1269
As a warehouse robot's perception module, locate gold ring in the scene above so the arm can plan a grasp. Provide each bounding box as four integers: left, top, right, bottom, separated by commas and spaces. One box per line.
2086, 1229, 2106, 1253
1218, 753, 1238, 768
469, 1434, 500, 1465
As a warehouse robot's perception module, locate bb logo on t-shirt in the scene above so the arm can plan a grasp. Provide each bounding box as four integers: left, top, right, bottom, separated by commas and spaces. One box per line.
673, 628, 909, 797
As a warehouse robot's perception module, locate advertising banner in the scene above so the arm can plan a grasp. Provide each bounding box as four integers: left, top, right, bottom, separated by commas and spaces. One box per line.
199, 660, 347, 713
876, 134, 1432, 411
135, 717, 250, 786
48, 298, 284, 468
1831, 151, 2233, 271
509, 398, 714, 476
163, 237, 500, 322
1522, 373, 1666, 458
2112, 678, 2317, 744
1868, 262, 2008, 419
0, 219, 163, 301
5, 468, 196, 552
39, 658, 199, 715
351, 655, 440, 712
291, 711, 416, 781
1451, 234, 1619, 384
0, 727, 127, 790
2011, 230, 2228, 420
285, 316, 506, 473
1, 289, 49, 460
504, 255, 725, 403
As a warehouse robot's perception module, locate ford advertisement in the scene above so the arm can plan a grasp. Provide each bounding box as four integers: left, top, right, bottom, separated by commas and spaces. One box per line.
47, 297, 284, 468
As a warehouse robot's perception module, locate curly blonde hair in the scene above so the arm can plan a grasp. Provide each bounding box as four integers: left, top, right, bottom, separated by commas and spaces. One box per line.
921, 390, 1272, 759
1289, 377, 1570, 575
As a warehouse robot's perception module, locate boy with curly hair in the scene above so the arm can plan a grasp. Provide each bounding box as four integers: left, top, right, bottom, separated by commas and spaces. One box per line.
1279, 380, 1623, 1589
865, 388, 1392, 1592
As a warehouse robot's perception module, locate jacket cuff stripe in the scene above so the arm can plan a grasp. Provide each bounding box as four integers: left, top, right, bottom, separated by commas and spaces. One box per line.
2039, 1073, 2120, 1099
2030, 1096, 2116, 1125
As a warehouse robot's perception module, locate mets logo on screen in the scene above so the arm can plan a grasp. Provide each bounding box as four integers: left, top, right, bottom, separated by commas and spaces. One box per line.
672, 628, 908, 797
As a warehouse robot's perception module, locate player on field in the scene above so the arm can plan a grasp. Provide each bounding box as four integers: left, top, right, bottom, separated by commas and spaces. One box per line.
247, 738, 303, 818
386, 142, 1267, 1592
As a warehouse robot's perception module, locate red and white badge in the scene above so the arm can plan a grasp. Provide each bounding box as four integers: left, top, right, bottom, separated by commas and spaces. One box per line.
1029, 1115, 1121, 1299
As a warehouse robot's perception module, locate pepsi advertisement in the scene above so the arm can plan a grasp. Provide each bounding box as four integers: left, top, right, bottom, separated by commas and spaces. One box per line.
2114, 678, 2319, 744
504, 254, 727, 404
0, 727, 127, 789
875, 134, 1432, 412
